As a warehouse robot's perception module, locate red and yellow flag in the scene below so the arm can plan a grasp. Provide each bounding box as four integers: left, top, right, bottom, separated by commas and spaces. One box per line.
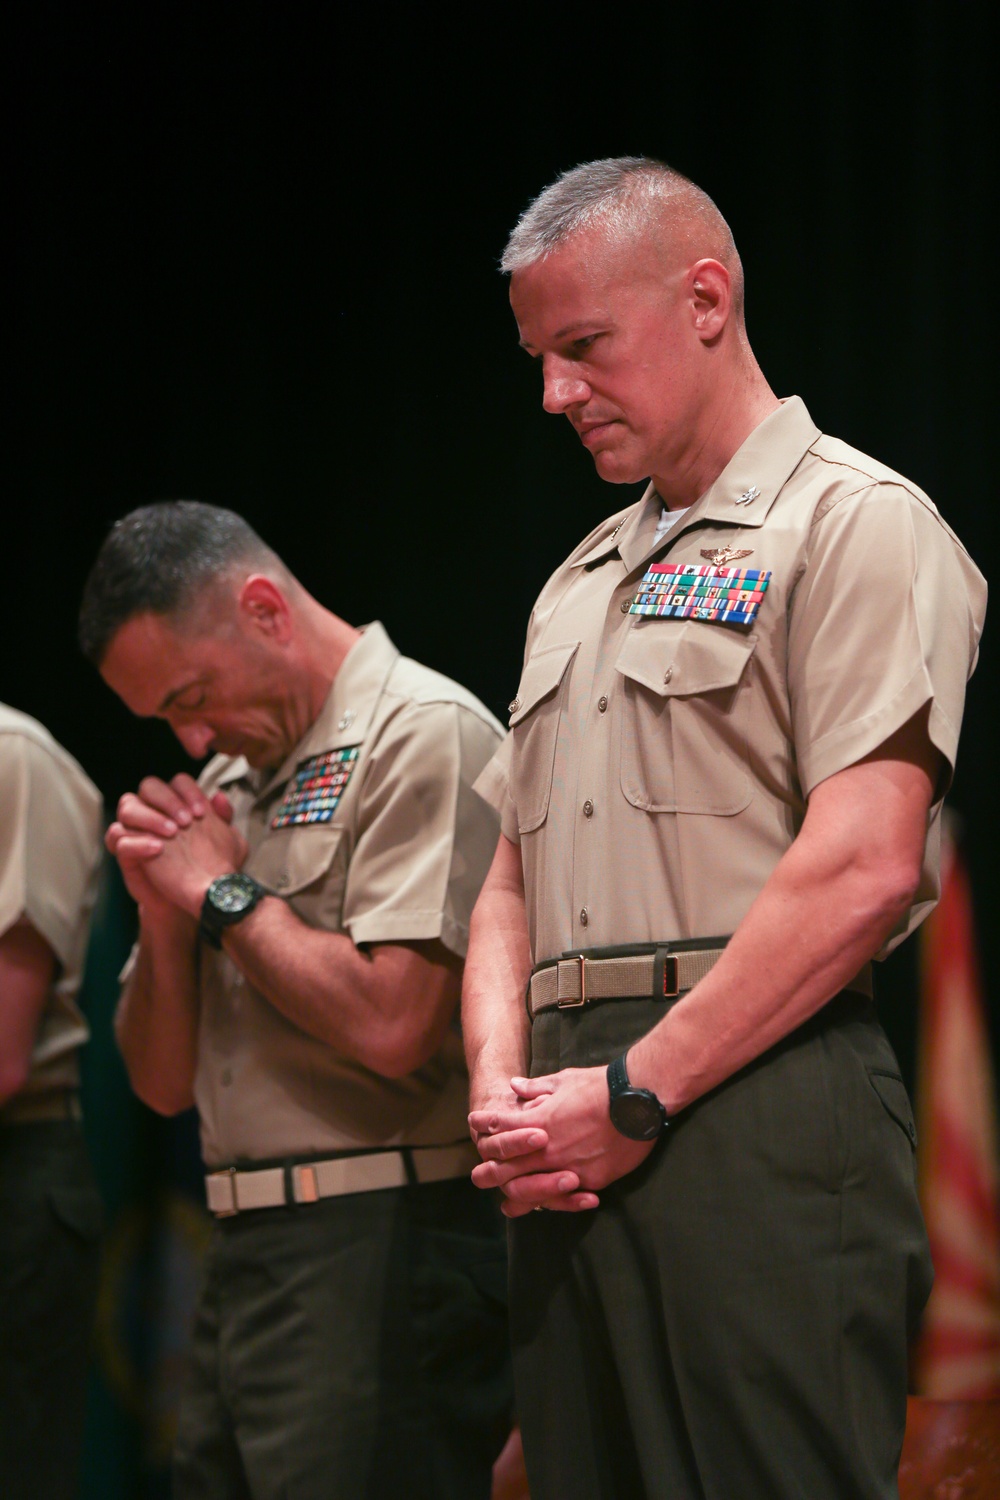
911, 821, 1000, 1396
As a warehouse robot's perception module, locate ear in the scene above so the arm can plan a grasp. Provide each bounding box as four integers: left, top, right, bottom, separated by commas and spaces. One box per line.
688, 259, 731, 342
238, 574, 293, 643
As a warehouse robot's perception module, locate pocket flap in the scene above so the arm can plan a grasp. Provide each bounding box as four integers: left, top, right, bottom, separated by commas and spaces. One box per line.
509, 643, 579, 725
249, 825, 345, 896
616, 621, 756, 698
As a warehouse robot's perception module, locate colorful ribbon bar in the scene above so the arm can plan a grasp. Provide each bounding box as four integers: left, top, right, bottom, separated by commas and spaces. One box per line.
271, 746, 360, 828
629, 563, 771, 627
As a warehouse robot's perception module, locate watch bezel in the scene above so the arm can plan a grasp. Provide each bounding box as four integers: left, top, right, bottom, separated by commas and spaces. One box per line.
207, 872, 261, 917
200, 872, 265, 948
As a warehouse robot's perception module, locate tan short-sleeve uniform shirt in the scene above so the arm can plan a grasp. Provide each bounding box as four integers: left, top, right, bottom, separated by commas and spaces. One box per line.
0, 705, 103, 1095
477, 398, 986, 969
192, 623, 503, 1167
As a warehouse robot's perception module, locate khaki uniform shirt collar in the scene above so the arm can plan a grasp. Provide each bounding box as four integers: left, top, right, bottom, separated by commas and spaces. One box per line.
209, 621, 400, 803
574, 396, 822, 577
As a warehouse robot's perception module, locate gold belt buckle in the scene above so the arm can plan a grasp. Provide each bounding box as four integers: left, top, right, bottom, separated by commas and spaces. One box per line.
212, 1166, 239, 1218
556, 954, 587, 1009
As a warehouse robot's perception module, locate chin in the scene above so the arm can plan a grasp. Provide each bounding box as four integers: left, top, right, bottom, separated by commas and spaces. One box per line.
593, 451, 647, 486
245, 738, 289, 771
241, 746, 271, 769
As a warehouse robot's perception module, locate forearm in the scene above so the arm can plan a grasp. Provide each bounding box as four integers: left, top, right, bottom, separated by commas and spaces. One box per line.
629, 753, 930, 1114
113, 776, 467, 1079
115, 906, 200, 1114
220, 898, 457, 1078
462, 837, 533, 1110
634, 851, 901, 1112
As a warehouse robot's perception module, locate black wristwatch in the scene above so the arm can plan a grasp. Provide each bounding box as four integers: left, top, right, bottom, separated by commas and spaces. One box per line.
607, 1052, 668, 1141
200, 873, 266, 949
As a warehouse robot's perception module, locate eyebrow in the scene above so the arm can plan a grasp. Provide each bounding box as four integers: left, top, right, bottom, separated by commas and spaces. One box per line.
518, 321, 604, 350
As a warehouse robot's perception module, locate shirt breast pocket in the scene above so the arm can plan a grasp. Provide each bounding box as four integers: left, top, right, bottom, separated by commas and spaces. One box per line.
509, 642, 579, 834
616, 623, 757, 814
247, 825, 347, 929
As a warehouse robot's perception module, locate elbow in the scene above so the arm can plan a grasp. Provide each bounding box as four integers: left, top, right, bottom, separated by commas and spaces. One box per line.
362, 1021, 440, 1082
120, 1032, 195, 1115
859, 853, 923, 939
130, 1073, 194, 1118
115, 1020, 193, 1116
119, 1044, 193, 1116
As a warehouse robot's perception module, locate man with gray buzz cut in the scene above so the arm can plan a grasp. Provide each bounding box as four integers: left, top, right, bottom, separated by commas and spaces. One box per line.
80, 501, 513, 1499
463, 157, 986, 1498
499, 153, 743, 296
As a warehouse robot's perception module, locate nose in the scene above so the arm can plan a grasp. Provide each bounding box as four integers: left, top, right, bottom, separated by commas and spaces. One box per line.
541, 356, 590, 416
173, 721, 215, 759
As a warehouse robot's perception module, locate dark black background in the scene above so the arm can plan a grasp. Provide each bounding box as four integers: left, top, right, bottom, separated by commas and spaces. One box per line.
7, 3, 998, 1079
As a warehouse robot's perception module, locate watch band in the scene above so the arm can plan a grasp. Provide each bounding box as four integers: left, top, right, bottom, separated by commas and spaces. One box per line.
607, 1052, 631, 1098
607, 1050, 668, 1141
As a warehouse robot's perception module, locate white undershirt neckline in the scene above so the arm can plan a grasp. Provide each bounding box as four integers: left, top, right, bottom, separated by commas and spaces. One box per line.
652, 504, 690, 547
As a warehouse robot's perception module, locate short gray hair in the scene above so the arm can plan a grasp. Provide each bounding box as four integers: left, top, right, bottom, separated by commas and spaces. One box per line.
501, 156, 740, 294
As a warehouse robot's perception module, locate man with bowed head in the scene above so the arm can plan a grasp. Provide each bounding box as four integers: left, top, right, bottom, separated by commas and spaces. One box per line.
463, 157, 986, 1498
79, 502, 513, 1499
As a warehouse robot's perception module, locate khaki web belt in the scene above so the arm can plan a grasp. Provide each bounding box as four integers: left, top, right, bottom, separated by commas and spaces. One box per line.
205, 1141, 479, 1217
528, 940, 730, 1020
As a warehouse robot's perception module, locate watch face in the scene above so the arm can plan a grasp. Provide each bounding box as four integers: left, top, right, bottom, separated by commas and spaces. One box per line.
211, 874, 258, 915
611, 1091, 664, 1142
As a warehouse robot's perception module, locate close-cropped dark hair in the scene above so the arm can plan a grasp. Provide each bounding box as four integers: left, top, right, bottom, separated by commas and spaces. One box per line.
78, 501, 275, 666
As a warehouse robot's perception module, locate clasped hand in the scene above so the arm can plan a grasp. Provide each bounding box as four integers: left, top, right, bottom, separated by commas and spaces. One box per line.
106, 773, 248, 920
468, 1068, 656, 1217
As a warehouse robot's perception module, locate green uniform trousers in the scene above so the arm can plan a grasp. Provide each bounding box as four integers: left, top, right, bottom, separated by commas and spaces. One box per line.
0, 1119, 103, 1500
173, 1172, 513, 1500
509, 992, 933, 1500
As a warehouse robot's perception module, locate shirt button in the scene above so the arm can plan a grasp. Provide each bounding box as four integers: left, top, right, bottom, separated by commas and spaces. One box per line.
508, 696, 521, 714
663, 666, 674, 684
579, 907, 589, 927
598, 696, 608, 713
620, 599, 630, 614
274, 872, 290, 890
583, 799, 594, 817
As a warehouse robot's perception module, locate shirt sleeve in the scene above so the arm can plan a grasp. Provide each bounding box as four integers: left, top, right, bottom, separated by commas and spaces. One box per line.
342, 701, 502, 956
0, 732, 104, 968
472, 733, 519, 845
788, 482, 986, 798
